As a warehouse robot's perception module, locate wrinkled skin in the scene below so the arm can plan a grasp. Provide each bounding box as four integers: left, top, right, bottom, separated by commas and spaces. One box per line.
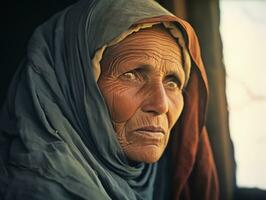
98, 26, 185, 163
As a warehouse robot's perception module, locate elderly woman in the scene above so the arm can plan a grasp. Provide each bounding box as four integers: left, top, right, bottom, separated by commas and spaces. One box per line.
0, 0, 219, 199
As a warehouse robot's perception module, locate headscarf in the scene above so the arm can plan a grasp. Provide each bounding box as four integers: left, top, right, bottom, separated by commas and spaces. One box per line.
0, 0, 219, 199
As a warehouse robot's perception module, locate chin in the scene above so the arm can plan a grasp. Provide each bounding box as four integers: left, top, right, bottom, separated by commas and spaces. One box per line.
125, 145, 165, 164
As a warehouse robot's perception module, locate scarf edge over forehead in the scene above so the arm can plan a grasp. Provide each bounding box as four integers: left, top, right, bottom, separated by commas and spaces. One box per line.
0, 0, 216, 199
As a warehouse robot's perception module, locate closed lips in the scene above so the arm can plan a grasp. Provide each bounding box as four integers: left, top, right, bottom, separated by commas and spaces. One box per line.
135, 126, 165, 135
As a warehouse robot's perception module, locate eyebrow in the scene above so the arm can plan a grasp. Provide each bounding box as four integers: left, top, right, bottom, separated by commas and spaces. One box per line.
137, 64, 183, 78
142, 63, 185, 86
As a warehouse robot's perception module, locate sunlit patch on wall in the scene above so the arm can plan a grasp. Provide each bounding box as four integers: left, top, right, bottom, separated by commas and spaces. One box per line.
220, 0, 266, 189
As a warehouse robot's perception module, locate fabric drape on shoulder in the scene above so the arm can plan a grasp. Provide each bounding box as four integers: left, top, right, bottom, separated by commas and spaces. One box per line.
0, 0, 219, 199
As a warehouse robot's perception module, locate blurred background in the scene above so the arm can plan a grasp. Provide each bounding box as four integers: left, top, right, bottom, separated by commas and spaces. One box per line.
1, 0, 266, 199
220, 0, 266, 190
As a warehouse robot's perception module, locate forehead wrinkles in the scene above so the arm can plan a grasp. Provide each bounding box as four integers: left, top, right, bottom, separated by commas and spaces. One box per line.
101, 27, 183, 73
110, 44, 181, 64
106, 28, 181, 60
103, 50, 182, 77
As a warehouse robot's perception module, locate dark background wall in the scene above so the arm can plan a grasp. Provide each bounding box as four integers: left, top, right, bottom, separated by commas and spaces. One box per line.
0, 0, 77, 106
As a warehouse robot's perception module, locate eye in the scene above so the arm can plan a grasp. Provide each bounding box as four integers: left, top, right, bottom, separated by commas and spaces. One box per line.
121, 72, 137, 81
165, 81, 178, 89
120, 69, 145, 82
164, 75, 181, 90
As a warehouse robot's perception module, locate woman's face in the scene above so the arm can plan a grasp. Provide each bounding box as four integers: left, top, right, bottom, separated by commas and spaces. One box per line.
98, 26, 184, 163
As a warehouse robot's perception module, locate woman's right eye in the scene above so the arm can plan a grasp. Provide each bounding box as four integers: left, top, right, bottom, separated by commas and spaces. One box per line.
121, 72, 137, 81
120, 69, 145, 82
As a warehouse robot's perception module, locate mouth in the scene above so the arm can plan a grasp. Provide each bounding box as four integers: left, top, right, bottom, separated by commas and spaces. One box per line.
127, 126, 166, 146
135, 126, 166, 135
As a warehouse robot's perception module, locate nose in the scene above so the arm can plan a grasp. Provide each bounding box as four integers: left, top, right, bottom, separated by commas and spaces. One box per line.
141, 83, 169, 115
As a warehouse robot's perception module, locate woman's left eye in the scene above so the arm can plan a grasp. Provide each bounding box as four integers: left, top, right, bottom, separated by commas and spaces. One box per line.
164, 75, 181, 90
165, 81, 179, 89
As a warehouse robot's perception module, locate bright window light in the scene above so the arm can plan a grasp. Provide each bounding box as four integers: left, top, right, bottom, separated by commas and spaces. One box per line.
220, 0, 266, 189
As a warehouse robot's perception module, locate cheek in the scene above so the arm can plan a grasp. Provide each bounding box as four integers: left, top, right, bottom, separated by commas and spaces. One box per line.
98, 79, 142, 123
168, 92, 184, 129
